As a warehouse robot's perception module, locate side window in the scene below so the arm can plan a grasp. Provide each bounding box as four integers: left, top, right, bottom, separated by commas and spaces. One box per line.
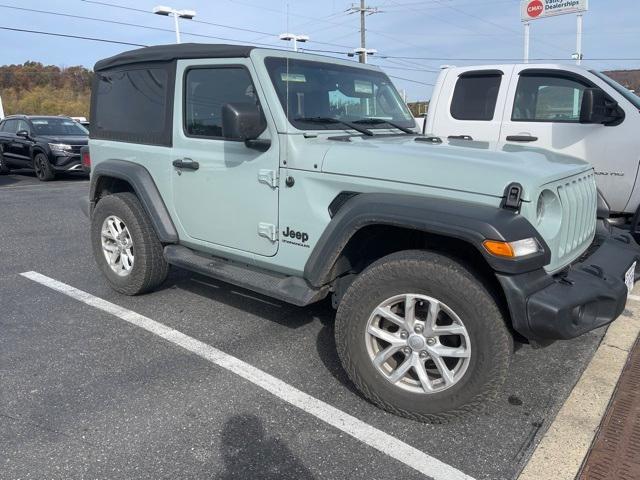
92, 66, 173, 146
17, 120, 30, 133
512, 75, 588, 122
184, 67, 258, 139
2, 119, 18, 134
450, 74, 502, 121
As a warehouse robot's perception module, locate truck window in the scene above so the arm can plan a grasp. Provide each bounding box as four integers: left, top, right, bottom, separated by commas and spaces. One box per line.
512, 75, 588, 123
450, 74, 501, 121
92, 66, 173, 146
184, 67, 258, 139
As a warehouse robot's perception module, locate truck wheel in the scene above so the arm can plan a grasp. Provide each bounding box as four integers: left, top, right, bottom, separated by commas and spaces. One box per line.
91, 192, 169, 295
0, 151, 9, 175
335, 250, 512, 423
33, 152, 55, 181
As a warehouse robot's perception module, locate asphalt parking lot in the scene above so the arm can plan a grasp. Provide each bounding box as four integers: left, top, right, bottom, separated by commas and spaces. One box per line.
0, 172, 614, 479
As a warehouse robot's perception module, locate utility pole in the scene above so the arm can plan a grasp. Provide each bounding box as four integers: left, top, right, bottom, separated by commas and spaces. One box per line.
348, 1, 379, 63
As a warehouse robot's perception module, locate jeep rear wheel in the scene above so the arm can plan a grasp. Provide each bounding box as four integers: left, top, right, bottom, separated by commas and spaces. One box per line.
91, 192, 169, 295
335, 250, 512, 423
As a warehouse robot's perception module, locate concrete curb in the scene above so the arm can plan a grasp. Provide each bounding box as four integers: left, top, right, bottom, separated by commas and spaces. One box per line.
518, 293, 640, 480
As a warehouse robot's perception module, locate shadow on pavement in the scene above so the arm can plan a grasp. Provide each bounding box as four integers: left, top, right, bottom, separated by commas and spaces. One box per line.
166, 268, 360, 393
217, 414, 316, 480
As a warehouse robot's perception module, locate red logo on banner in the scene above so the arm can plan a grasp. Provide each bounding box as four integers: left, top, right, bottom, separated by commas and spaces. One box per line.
527, 0, 544, 17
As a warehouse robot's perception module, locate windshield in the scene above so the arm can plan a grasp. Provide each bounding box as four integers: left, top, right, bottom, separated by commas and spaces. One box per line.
31, 117, 89, 136
591, 70, 640, 110
264, 57, 416, 132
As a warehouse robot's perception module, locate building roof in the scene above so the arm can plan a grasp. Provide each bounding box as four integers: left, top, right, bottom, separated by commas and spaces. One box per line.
94, 43, 255, 71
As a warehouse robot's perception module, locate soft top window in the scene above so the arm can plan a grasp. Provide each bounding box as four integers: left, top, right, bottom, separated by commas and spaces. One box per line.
90, 63, 175, 146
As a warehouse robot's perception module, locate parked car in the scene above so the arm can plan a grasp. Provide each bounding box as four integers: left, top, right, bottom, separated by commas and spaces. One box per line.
416, 64, 640, 237
86, 43, 640, 422
0, 115, 89, 181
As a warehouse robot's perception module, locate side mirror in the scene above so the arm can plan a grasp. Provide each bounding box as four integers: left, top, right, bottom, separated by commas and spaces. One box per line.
580, 88, 624, 125
16, 130, 30, 138
222, 102, 267, 142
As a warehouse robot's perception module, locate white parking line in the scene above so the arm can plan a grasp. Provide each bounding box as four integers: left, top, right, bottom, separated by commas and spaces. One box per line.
21, 271, 474, 480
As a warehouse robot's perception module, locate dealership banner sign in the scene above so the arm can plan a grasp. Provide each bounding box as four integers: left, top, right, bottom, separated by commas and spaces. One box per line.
521, 0, 588, 21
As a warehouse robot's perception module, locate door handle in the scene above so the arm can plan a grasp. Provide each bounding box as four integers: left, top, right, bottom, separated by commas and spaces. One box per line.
448, 135, 473, 141
173, 158, 199, 170
506, 135, 538, 142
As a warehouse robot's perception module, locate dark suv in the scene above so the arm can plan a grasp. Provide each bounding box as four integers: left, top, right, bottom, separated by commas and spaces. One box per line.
0, 115, 89, 181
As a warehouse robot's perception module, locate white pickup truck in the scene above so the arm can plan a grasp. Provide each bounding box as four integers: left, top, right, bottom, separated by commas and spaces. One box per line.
416, 64, 640, 233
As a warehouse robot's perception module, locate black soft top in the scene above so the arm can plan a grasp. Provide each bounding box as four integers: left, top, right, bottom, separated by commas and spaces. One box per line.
94, 43, 255, 71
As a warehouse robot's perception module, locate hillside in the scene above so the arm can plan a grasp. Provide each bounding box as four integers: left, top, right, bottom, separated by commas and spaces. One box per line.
603, 69, 640, 93
0, 62, 92, 117
0, 62, 638, 120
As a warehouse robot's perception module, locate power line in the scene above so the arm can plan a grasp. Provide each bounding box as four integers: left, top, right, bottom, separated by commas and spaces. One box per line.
386, 74, 435, 86
79, 0, 356, 50
0, 26, 146, 47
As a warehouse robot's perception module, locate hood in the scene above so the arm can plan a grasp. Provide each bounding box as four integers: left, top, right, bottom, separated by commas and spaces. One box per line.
321, 136, 592, 201
39, 135, 89, 145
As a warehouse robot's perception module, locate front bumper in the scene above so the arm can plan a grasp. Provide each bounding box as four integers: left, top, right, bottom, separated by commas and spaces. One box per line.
498, 232, 640, 342
51, 154, 85, 172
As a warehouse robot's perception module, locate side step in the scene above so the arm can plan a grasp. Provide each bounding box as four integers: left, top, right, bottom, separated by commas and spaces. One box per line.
164, 245, 328, 307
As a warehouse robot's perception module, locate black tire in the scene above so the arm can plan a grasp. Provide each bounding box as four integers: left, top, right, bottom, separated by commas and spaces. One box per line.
33, 152, 55, 181
0, 150, 9, 175
335, 250, 512, 423
91, 192, 169, 295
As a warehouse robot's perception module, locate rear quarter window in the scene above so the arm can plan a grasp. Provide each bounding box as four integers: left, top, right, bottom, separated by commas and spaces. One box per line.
91, 63, 175, 146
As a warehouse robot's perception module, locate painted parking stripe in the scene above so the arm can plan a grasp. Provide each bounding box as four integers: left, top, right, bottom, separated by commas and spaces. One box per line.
21, 271, 474, 480
628, 294, 640, 302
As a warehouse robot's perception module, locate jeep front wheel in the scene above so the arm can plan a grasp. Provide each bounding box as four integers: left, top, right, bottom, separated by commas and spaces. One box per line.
335, 250, 512, 423
91, 192, 169, 295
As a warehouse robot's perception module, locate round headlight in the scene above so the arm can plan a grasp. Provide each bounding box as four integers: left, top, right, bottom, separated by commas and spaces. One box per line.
536, 189, 562, 237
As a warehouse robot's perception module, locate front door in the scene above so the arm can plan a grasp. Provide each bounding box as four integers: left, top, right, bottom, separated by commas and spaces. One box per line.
171, 59, 279, 257
0, 119, 30, 165
500, 67, 638, 213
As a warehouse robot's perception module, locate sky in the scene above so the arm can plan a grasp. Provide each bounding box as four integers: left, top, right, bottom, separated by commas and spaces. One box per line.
1, 0, 639, 101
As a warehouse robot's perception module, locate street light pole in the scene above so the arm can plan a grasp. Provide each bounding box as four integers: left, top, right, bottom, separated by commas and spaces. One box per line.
153, 5, 196, 44
173, 11, 181, 43
279, 33, 309, 52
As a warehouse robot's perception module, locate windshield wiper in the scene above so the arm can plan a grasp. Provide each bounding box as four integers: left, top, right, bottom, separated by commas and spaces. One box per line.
353, 118, 416, 135
293, 117, 374, 136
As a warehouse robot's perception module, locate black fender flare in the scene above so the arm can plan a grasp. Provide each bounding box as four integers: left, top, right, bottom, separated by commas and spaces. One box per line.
303, 192, 550, 287
90, 159, 178, 243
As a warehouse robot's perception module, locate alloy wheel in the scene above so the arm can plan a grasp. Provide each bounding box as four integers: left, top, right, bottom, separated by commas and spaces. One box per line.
365, 293, 471, 394
101, 215, 135, 276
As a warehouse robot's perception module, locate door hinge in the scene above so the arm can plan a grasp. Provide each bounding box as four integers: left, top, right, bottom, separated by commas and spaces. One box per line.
258, 169, 278, 188
258, 223, 278, 242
